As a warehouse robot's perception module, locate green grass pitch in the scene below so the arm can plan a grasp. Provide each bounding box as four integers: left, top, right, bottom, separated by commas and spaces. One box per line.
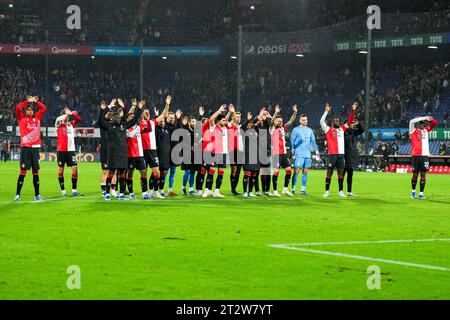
0, 161, 449, 299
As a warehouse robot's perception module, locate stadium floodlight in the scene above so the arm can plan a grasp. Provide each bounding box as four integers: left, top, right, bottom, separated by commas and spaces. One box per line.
230, 56, 237, 59
8, 4, 13, 8
250, 6, 255, 10
358, 50, 368, 54
16, 54, 20, 57
90, 55, 95, 59
296, 54, 304, 57
162, 56, 167, 60
428, 45, 438, 49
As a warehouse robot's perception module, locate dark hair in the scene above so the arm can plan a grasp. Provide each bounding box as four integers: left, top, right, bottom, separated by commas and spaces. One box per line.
216, 114, 225, 121
274, 115, 282, 120
300, 114, 307, 118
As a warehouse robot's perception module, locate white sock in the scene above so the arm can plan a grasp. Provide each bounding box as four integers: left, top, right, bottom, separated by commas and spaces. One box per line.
189, 187, 193, 192
168, 188, 173, 192
215, 189, 220, 193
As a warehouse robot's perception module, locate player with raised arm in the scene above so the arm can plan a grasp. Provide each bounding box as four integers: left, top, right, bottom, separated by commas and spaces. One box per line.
241, 112, 260, 197
95, 101, 116, 197
202, 104, 228, 198
290, 113, 320, 195
181, 115, 199, 195
125, 99, 150, 200
15, 96, 47, 201
165, 109, 182, 196
99, 99, 143, 201
140, 95, 171, 199
227, 104, 244, 196
55, 107, 82, 196
320, 102, 356, 198
269, 104, 297, 197
343, 116, 364, 196
409, 115, 438, 199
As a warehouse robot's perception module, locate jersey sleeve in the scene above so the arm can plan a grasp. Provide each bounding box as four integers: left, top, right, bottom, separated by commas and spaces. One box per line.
426, 118, 438, 132
70, 113, 82, 127
34, 101, 47, 120
15, 101, 28, 120
320, 111, 330, 133
409, 117, 427, 134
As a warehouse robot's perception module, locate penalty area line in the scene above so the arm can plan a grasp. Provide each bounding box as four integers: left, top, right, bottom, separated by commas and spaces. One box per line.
269, 239, 450, 272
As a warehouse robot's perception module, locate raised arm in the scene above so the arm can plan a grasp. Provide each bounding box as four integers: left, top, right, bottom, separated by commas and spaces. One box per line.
15, 98, 31, 120
125, 104, 143, 129
409, 116, 427, 133
342, 102, 357, 132
70, 112, 82, 127
156, 95, 172, 123
98, 101, 111, 130
55, 115, 67, 128
285, 104, 298, 128
210, 104, 227, 123
320, 103, 331, 133
34, 98, 47, 120
426, 116, 438, 132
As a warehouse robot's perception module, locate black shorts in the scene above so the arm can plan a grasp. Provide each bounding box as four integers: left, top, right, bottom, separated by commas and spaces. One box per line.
229, 150, 244, 166
57, 151, 77, 167
411, 156, 429, 172
20, 147, 40, 171
271, 154, 291, 169
327, 154, 345, 170
128, 157, 147, 171
144, 149, 159, 168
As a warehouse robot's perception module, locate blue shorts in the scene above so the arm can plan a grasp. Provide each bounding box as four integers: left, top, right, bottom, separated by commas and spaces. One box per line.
294, 157, 312, 169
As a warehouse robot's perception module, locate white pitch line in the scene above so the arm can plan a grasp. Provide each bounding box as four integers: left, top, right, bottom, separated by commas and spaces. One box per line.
269, 238, 450, 272
273, 238, 450, 247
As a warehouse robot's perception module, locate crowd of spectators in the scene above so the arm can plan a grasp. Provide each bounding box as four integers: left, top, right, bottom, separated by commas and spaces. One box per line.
1, 0, 450, 46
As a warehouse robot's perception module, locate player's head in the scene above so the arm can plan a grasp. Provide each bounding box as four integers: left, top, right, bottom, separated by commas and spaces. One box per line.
331, 116, 341, 128
274, 115, 283, 128
141, 108, 150, 121
60, 109, 70, 124
216, 114, 227, 127
201, 117, 208, 125
233, 112, 241, 124
166, 112, 175, 124
159, 118, 166, 127
126, 110, 134, 122
299, 114, 308, 127
105, 109, 113, 121
189, 116, 196, 128
418, 121, 426, 130
246, 120, 255, 130
111, 107, 123, 124
24, 104, 34, 117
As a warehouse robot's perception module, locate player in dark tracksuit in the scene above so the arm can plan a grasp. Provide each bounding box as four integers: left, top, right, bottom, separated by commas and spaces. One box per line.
343, 118, 364, 196
241, 112, 260, 197
96, 104, 115, 196
257, 109, 273, 195
156, 118, 171, 197
181, 116, 201, 195
165, 110, 182, 196
98, 99, 143, 200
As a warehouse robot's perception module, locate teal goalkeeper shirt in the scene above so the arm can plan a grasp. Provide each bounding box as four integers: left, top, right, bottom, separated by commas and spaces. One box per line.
291, 125, 319, 158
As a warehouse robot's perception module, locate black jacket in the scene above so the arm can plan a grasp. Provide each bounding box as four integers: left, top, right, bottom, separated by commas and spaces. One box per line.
344, 123, 364, 168
156, 125, 171, 169
98, 107, 141, 169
